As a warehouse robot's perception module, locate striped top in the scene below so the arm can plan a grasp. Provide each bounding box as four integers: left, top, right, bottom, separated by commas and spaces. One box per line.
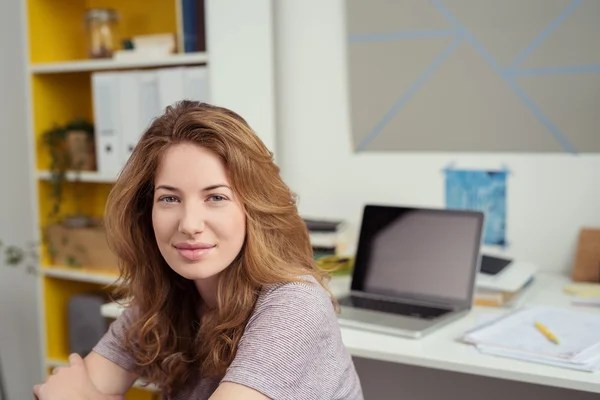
93, 276, 364, 399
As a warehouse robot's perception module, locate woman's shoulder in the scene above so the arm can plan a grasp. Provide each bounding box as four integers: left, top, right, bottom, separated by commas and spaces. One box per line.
257, 274, 334, 312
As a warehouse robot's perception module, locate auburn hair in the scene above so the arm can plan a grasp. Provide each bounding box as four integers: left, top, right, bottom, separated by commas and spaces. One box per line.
104, 101, 335, 395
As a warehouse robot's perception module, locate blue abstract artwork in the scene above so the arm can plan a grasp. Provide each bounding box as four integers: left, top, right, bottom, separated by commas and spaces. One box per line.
445, 169, 507, 246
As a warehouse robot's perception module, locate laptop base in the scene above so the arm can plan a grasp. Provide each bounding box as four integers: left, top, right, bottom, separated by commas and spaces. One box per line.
337, 304, 470, 339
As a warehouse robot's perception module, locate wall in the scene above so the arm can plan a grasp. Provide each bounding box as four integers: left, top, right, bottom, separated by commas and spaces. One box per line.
205, 0, 277, 154
274, 0, 600, 274
0, 0, 42, 399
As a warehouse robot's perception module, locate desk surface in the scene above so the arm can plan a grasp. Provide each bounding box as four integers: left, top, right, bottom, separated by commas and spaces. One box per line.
329, 272, 600, 394
101, 272, 600, 393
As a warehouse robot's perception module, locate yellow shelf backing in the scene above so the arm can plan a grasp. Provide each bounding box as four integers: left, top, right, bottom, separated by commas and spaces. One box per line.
32, 73, 93, 170
28, 0, 178, 63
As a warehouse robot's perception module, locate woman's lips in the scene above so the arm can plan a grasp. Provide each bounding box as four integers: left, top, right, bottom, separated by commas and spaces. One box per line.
173, 243, 216, 261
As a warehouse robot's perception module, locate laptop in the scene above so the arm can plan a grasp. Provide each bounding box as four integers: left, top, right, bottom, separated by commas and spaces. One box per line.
337, 204, 485, 339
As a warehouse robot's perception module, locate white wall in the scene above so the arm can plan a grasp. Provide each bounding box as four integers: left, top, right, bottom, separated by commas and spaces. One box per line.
274, 0, 600, 274
205, 0, 277, 154
0, 0, 42, 399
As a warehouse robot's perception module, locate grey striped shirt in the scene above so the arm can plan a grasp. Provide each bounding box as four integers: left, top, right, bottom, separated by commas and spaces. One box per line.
94, 276, 364, 399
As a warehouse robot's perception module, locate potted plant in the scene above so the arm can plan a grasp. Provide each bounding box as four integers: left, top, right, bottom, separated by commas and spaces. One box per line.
41, 118, 118, 272
41, 118, 98, 268
42, 118, 96, 228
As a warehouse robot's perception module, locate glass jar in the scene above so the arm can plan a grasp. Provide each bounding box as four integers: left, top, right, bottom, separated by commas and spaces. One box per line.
85, 9, 119, 59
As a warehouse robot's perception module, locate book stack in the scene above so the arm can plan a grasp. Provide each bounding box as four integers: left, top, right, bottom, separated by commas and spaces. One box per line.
303, 218, 344, 258
474, 278, 534, 307
474, 255, 538, 307
463, 306, 600, 371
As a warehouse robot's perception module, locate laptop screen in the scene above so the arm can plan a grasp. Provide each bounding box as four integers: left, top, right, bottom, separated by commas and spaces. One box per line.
352, 205, 484, 305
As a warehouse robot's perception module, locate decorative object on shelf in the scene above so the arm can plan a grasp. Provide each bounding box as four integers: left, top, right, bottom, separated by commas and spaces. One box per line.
85, 8, 120, 59
45, 219, 119, 271
42, 118, 99, 268
112, 33, 178, 61
42, 117, 96, 226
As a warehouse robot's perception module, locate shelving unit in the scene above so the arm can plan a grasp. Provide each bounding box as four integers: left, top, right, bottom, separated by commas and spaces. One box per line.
24, 0, 277, 397
25, 1, 207, 398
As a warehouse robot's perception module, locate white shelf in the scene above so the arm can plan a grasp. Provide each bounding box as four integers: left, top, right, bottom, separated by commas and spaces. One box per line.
37, 170, 118, 183
30, 52, 208, 74
45, 358, 159, 392
42, 266, 120, 285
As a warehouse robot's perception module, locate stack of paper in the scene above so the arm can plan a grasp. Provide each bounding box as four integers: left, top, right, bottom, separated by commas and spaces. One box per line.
564, 282, 600, 307
463, 306, 600, 371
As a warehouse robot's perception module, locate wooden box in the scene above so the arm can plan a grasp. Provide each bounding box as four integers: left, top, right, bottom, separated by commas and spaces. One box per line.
46, 221, 119, 271
572, 228, 600, 283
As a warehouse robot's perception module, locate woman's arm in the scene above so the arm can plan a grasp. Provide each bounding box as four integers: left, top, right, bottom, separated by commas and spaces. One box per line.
33, 353, 132, 400
84, 351, 139, 395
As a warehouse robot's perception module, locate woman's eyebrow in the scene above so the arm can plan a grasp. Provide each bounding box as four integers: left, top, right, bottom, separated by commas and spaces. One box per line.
154, 184, 232, 192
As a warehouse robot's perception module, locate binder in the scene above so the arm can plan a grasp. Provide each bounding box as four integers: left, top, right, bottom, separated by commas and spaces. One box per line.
183, 66, 210, 103
121, 70, 161, 163
157, 67, 185, 110
91, 72, 122, 174
117, 71, 140, 164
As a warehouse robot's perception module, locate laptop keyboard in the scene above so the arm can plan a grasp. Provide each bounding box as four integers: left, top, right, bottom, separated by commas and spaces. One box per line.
339, 296, 451, 319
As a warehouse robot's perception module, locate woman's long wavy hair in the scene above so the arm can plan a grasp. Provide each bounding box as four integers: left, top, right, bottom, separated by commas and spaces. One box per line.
104, 101, 335, 395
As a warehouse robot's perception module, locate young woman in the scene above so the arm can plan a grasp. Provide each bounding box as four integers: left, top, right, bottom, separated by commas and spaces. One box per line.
34, 101, 363, 400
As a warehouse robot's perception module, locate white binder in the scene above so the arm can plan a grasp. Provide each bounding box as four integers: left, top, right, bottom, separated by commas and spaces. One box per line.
157, 67, 185, 110
117, 71, 139, 165
184, 66, 210, 103
137, 70, 161, 135
91, 72, 122, 174
117, 70, 161, 165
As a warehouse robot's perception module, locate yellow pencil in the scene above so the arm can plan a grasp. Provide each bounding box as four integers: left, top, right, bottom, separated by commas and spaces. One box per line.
534, 321, 560, 345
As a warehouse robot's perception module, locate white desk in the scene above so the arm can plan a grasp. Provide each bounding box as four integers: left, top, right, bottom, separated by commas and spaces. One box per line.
101, 272, 599, 394
330, 272, 600, 394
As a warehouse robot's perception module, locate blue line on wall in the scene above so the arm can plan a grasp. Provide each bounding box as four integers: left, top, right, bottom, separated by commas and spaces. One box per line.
430, 0, 578, 154
349, 30, 455, 43
510, 64, 600, 77
356, 38, 461, 151
505, 80, 577, 154
508, 0, 583, 71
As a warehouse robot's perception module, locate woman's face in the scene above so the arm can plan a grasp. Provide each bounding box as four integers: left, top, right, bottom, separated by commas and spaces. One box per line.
152, 143, 246, 289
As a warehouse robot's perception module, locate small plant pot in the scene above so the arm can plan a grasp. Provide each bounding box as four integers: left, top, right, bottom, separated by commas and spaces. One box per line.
45, 220, 119, 271
65, 130, 96, 171
63, 215, 94, 229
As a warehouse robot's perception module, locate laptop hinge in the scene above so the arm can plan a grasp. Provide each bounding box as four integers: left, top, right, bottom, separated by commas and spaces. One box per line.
349, 290, 461, 310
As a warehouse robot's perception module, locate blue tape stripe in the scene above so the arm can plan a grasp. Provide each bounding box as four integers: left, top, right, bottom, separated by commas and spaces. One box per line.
432, 0, 504, 74
509, 0, 583, 70
349, 30, 455, 43
432, 0, 578, 154
357, 38, 461, 151
506, 80, 577, 154
510, 64, 600, 77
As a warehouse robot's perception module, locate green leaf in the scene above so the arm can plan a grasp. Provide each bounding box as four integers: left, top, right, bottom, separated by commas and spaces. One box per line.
5, 246, 24, 266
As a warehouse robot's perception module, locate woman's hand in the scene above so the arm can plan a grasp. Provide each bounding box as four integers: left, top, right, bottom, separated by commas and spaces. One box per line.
33, 353, 125, 400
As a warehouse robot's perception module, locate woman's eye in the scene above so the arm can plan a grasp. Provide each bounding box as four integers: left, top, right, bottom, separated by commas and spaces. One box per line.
159, 196, 179, 203
208, 195, 227, 202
